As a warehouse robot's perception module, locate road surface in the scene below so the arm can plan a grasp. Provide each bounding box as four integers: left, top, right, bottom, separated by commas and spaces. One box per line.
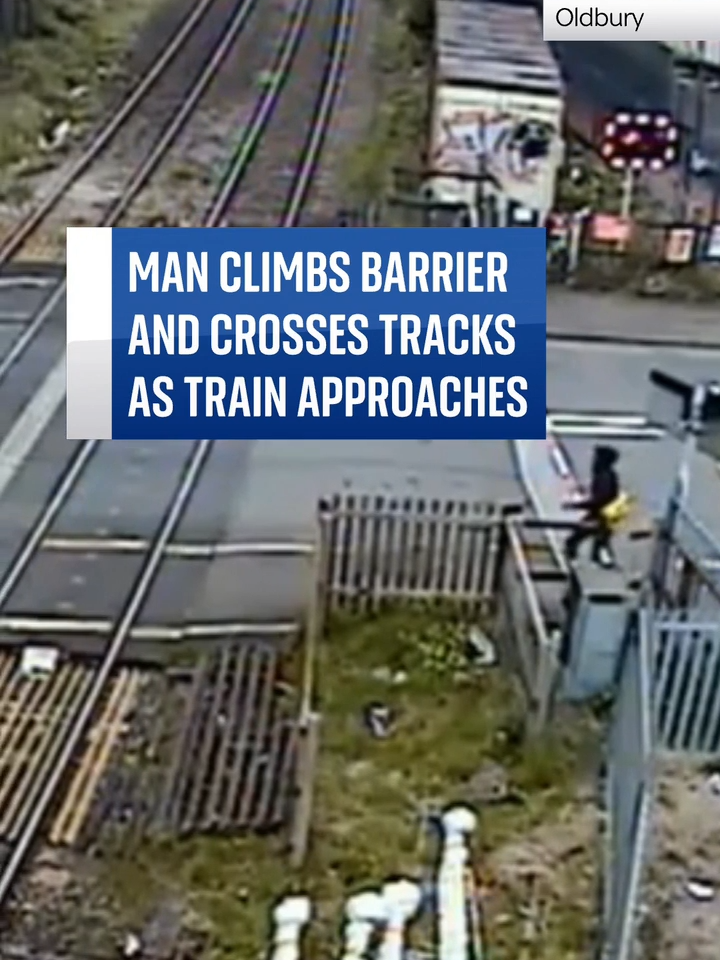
0, 267, 718, 622
0, 269, 523, 624
548, 289, 720, 348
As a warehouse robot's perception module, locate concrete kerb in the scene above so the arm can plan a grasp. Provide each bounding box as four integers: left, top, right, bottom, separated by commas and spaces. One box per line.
547, 330, 720, 352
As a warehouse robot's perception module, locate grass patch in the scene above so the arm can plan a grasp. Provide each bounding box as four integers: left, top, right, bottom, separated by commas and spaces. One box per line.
95, 607, 601, 960
0, 0, 170, 176
340, 0, 431, 210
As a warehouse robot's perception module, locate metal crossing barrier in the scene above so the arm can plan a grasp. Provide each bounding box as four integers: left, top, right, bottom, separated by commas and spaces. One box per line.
603, 611, 653, 960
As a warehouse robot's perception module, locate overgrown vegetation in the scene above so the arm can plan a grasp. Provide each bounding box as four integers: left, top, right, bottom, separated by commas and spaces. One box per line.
97, 607, 600, 960
0, 0, 168, 174
555, 137, 720, 300
341, 0, 432, 209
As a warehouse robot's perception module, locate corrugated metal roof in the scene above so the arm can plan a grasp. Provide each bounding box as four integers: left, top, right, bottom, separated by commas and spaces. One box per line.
436, 0, 562, 94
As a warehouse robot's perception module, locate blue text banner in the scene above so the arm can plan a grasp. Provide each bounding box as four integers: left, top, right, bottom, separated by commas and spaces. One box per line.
65, 226, 547, 440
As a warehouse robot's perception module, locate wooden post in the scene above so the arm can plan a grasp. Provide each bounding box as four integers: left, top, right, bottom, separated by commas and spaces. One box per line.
289, 711, 321, 869
288, 512, 328, 868
299, 511, 327, 721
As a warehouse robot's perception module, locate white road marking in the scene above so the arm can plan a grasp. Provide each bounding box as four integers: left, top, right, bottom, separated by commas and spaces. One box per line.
549, 338, 720, 357
0, 355, 66, 500
511, 439, 568, 570
0, 614, 299, 639
549, 425, 664, 438
548, 412, 649, 427
0, 277, 56, 289
41, 535, 315, 556
547, 412, 664, 438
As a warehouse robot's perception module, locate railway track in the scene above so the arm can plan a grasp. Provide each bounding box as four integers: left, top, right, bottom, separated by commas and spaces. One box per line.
0, 0, 260, 265
0, 0, 262, 348
0, 0, 355, 922
217, 0, 355, 225
0, 0, 266, 449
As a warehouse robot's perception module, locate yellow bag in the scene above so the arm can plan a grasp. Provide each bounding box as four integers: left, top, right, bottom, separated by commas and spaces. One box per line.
601, 492, 633, 528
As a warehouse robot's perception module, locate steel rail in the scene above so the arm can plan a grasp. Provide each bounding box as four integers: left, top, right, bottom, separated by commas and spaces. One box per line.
281, 0, 355, 226
0, 0, 355, 907
203, 0, 314, 226
0, 0, 224, 265
0, 0, 261, 385
205, 0, 354, 226
0, 0, 325, 643
0, 440, 211, 906
0, 0, 273, 903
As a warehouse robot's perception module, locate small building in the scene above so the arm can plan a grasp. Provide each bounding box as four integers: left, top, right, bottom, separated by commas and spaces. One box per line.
428, 0, 565, 226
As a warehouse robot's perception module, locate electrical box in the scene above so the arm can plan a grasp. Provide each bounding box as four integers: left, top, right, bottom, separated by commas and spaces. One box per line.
560, 561, 631, 700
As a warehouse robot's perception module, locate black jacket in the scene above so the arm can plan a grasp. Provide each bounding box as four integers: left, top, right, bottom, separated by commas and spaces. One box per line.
576, 446, 620, 519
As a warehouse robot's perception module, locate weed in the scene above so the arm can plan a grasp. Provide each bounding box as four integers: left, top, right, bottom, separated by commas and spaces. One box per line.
341, 0, 430, 207
0, 0, 170, 171
97, 608, 599, 960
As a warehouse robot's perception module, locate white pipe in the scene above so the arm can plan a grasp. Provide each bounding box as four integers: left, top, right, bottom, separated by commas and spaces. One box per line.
438, 806, 477, 960
270, 896, 312, 960
377, 879, 422, 960
340, 891, 387, 960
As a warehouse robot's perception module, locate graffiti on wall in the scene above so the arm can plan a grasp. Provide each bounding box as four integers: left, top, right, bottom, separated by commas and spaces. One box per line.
432, 108, 558, 210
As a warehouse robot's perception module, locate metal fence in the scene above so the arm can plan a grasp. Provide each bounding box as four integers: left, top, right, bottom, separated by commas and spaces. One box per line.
317, 494, 565, 730
492, 517, 561, 730
653, 613, 720, 754
313, 491, 720, 959
318, 493, 511, 615
651, 501, 720, 615
603, 610, 653, 960
603, 606, 720, 959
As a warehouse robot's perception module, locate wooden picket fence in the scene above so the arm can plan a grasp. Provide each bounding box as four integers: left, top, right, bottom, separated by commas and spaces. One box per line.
318, 493, 516, 615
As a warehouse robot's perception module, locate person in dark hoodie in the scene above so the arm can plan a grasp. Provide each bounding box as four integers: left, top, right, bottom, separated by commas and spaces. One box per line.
564, 445, 621, 567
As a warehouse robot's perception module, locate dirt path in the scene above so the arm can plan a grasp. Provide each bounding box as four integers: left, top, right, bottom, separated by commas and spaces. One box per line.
643, 760, 720, 960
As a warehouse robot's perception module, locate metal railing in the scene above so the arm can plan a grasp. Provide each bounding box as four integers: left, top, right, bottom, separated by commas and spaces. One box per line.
492, 517, 562, 730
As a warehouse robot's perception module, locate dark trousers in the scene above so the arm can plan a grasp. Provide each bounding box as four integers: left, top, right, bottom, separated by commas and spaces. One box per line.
564, 515, 613, 563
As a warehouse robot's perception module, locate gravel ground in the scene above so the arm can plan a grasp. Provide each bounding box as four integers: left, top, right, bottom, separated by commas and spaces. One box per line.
298, 0, 381, 225
642, 759, 720, 960
3, 672, 189, 958
223, 0, 367, 226
0, 0, 382, 946
0, 0, 372, 252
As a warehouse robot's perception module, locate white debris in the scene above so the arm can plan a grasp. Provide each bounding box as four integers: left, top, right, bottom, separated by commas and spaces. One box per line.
123, 932, 142, 958
707, 772, 720, 795
467, 626, 497, 666
686, 879, 715, 902
40, 119, 72, 152
19, 646, 58, 678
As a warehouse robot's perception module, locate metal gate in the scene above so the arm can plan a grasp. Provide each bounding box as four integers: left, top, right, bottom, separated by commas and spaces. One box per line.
603, 611, 653, 960
603, 609, 720, 959
653, 614, 720, 754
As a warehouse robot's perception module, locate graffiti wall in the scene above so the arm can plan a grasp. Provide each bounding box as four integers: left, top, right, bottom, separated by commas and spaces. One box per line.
430, 94, 564, 219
